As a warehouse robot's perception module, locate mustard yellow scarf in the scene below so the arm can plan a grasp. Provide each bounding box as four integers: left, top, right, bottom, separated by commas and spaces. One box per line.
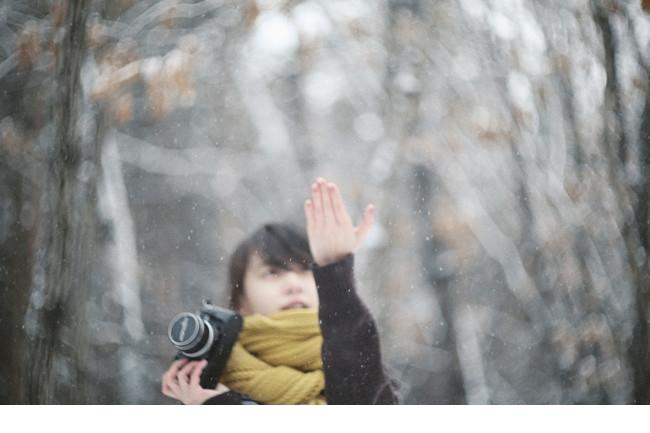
220, 308, 326, 404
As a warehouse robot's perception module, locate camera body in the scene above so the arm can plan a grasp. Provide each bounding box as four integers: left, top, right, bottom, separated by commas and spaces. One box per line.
167, 300, 242, 389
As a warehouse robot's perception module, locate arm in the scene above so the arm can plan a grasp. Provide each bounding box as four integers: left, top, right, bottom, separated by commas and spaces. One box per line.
313, 254, 398, 404
304, 178, 398, 404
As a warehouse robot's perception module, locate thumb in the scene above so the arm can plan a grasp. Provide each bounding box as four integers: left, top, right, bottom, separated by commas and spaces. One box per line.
354, 204, 374, 248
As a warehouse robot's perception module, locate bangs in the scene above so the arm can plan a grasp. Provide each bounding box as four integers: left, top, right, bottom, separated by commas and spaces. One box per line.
248, 224, 313, 270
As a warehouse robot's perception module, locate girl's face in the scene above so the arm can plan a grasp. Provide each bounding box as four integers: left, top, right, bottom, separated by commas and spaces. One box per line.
238, 253, 319, 316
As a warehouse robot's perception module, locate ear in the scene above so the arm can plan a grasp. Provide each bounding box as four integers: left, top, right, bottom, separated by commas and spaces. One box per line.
237, 296, 252, 316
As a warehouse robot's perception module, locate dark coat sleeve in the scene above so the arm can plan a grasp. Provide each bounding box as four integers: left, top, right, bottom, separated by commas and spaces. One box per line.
202, 390, 245, 405
312, 254, 399, 405
202, 390, 261, 405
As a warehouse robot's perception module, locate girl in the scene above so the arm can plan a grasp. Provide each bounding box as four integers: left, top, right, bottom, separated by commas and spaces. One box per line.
161, 177, 398, 404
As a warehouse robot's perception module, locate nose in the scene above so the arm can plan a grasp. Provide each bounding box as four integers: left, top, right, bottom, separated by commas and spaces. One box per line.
282, 271, 304, 295
284, 285, 303, 295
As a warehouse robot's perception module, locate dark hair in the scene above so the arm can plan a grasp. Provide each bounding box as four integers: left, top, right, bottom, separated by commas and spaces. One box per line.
227, 223, 313, 310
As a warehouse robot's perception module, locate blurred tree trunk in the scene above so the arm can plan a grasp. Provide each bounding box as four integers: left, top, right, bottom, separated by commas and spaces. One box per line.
21, 0, 95, 403
0, 169, 40, 403
412, 164, 467, 403
625, 3, 650, 403
631, 63, 650, 404
593, 1, 650, 403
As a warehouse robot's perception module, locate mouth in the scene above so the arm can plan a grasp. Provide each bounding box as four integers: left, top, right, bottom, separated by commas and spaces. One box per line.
281, 301, 309, 310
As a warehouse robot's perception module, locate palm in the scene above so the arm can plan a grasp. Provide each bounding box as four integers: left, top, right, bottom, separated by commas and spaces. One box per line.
304, 178, 374, 266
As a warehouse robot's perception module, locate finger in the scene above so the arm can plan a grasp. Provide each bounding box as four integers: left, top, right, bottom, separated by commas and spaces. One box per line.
167, 378, 181, 398
162, 379, 170, 396
318, 178, 336, 225
177, 364, 196, 393
215, 383, 230, 394
177, 360, 196, 384
311, 182, 322, 227
324, 183, 341, 225
166, 363, 188, 397
161, 358, 188, 393
304, 199, 315, 237
162, 384, 176, 398
167, 358, 189, 377
355, 204, 375, 246
162, 374, 176, 396
190, 360, 207, 387
161, 373, 169, 395
327, 182, 351, 227
316, 177, 329, 224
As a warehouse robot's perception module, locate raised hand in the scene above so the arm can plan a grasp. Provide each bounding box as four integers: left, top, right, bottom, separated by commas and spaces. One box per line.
303, 177, 374, 266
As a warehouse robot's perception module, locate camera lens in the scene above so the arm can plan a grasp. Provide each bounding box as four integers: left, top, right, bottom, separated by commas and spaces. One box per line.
168, 312, 215, 358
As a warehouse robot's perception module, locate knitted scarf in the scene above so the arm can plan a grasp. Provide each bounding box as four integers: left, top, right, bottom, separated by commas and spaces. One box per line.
220, 308, 326, 405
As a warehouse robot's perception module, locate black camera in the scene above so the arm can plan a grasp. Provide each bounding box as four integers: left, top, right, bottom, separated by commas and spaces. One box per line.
167, 300, 242, 389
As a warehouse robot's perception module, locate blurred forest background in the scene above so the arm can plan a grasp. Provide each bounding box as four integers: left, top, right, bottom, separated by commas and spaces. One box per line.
2, 0, 650, 404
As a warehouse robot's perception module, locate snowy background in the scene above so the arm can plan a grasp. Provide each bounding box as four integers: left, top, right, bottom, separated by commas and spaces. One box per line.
2, 0, 650, 404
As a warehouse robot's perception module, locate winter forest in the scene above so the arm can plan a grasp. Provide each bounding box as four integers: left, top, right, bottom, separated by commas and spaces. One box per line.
2, 0, 650, 404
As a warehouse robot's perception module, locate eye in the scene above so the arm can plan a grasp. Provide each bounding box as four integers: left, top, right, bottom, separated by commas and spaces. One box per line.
290, 266, 310, 276
262, 267, 281, 277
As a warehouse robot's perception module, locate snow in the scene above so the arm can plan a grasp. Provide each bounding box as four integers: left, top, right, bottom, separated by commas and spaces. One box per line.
250, 12, 299, 61
353, 112, 384, 142
489, 11, 517, 41
291, 1, 332, 41
303, 65, 346, 112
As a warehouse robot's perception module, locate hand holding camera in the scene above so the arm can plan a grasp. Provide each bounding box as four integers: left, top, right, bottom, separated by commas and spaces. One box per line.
161, 358, 230, 404
163, 300, 242, 404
